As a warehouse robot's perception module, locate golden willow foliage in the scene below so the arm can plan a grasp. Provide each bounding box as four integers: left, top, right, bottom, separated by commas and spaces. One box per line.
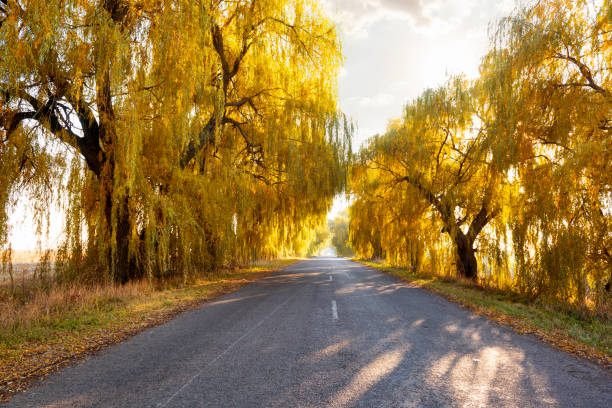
329, 210, 352, 257
0, 0, 351, 283
350, 0, 611, 314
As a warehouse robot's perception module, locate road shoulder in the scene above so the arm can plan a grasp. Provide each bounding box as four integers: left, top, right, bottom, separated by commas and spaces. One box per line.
0, 259, 299, 402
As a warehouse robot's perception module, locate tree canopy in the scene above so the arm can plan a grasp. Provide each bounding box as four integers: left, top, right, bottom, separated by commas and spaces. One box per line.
0, 0, 351, 282
349, 0, 611, 314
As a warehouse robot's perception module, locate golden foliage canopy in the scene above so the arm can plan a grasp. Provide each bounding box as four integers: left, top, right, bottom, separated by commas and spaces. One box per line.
349, 0, 611, 313
0, 0, 351, 282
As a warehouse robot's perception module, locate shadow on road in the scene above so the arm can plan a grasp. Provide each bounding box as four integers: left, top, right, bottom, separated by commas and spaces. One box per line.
6, 258, 611, 408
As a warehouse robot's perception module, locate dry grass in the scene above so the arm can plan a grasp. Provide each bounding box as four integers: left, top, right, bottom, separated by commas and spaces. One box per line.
0, 258, 297, 401
0, 281, 147, 345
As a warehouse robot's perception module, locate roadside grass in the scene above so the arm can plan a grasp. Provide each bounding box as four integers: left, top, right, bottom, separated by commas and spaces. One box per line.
0, 258, 297, 401
357, 259, 612, 369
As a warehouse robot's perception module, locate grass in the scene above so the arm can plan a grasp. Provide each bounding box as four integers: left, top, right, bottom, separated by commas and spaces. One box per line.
357, 259, 612, 369
0, 259, 297, 400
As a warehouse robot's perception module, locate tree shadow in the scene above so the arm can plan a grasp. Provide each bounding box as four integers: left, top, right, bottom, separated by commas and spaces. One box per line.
6, 258, 611, 407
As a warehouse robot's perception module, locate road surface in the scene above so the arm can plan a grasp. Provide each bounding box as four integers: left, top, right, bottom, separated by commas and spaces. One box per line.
6, 258, 611, 407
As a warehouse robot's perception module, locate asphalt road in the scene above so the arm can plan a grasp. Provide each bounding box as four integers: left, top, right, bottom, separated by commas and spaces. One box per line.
6, 257, 612, 407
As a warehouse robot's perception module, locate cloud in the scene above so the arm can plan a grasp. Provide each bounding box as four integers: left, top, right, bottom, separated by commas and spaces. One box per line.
324, 0, 426, 37
324, 0, 515, 37
336, 0, 429, 24
331, 0, 517, 149
345, 93, 395, 108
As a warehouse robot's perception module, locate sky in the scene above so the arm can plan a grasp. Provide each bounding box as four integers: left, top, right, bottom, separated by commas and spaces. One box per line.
325, 0, 515, 220
7, 0, 516, 250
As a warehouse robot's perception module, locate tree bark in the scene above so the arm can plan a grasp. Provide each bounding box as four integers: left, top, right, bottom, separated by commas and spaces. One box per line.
114, 195, 136, 283
100, 169, 140, 284
370, 229, 384, 260
454, 231, 478, 280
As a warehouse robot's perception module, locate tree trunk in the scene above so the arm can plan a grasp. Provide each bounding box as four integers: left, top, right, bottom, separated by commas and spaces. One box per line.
114, 195, 135, 283
370, 229, 384, 260
101, 164, 138, 284
454, 232, 478, 280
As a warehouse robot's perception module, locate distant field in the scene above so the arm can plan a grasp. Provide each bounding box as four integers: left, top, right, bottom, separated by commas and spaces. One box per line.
6, 250, 56, 263
1, 251, 56, 283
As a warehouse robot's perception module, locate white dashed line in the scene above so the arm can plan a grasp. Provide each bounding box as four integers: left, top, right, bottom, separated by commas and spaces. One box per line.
332, 300, 338, 320
329, 276, 333, 281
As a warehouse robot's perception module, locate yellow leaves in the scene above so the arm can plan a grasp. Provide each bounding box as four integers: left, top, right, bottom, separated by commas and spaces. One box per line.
0, 0, 346, 282
350, 0, 611, 315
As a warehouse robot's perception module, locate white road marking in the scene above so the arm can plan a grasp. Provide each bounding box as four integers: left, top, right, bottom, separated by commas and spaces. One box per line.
329, 276, 333, 281
159, 295, 292, 407
332, 300, 338, 320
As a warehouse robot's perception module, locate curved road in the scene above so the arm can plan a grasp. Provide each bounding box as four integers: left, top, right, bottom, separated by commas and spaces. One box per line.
6, 258, 612, 407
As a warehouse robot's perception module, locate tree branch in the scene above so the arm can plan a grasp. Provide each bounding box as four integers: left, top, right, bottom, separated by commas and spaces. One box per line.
553, 53, 611, 98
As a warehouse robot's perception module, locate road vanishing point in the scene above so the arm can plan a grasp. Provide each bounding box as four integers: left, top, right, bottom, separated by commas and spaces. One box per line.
6, 258, 612, 407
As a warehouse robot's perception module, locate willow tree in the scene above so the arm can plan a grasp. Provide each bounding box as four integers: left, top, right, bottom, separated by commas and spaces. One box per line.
351, 78, 506, 280
482, 0, 611, 305
174, 0, 351, 269
348, 196, 385, 260
0, 0, 349, 283
329, 210, 352, 257
349, 0, 610, 313
349, 172, 437, 272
